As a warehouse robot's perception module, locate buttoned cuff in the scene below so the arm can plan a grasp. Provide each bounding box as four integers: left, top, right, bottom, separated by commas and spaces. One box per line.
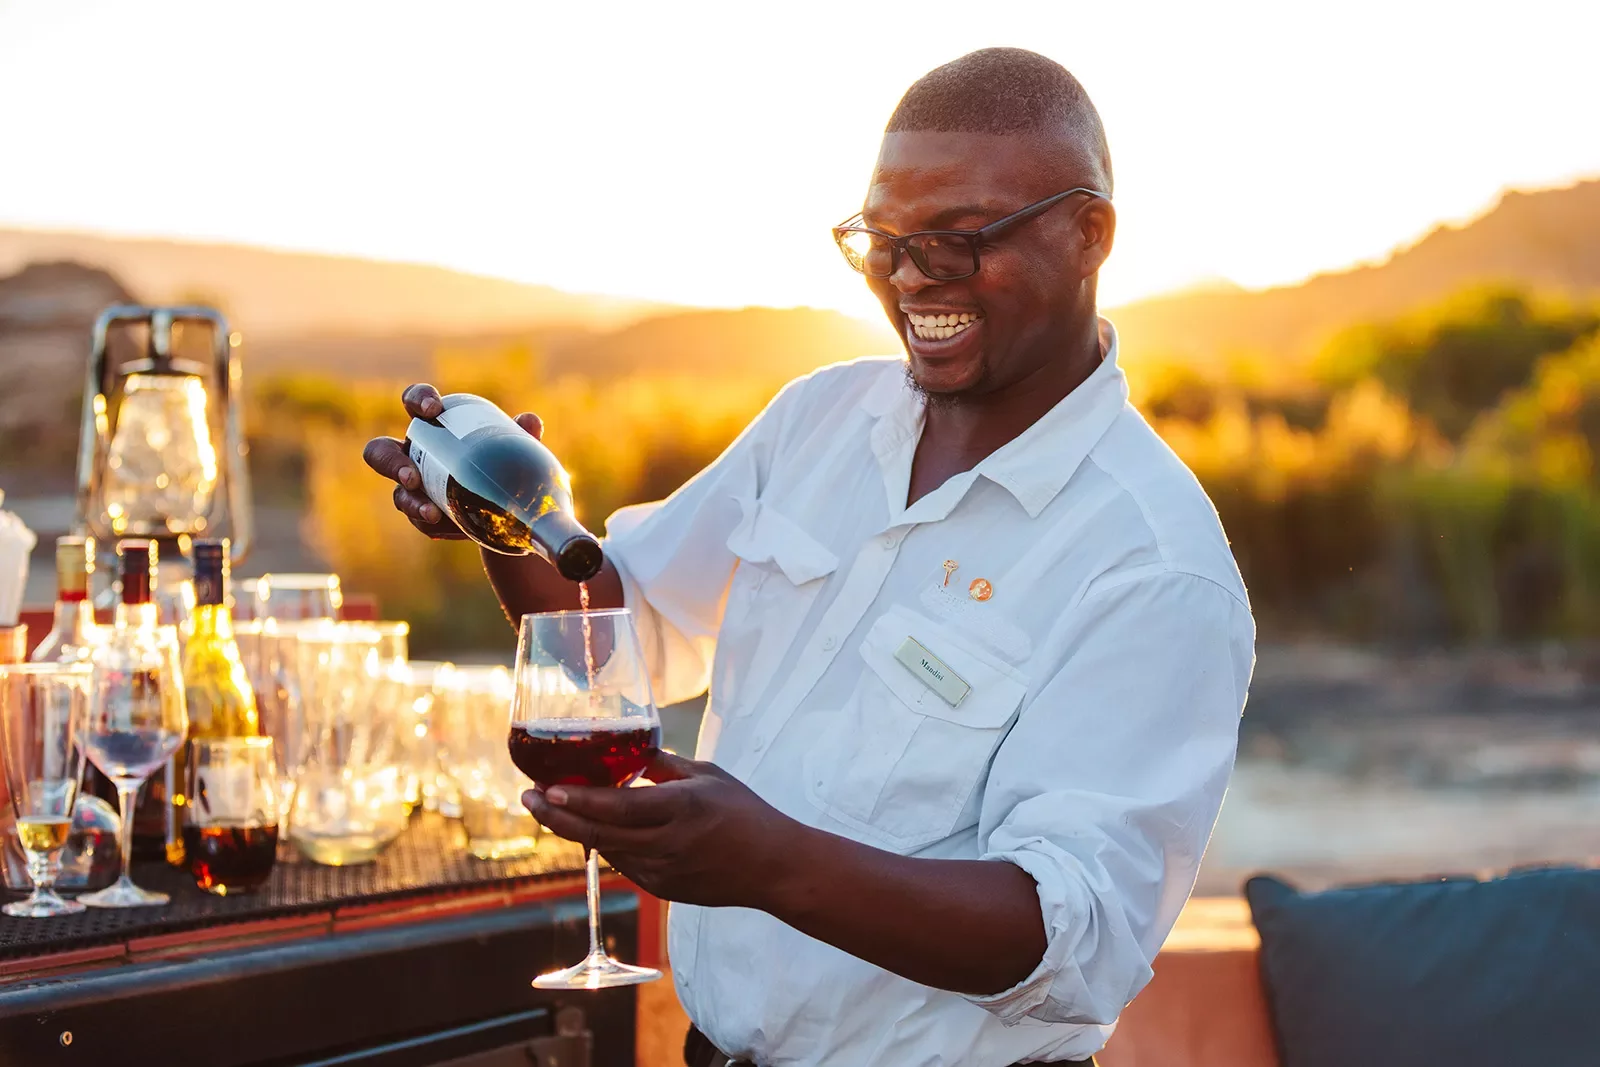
963, 844, 1150, 1028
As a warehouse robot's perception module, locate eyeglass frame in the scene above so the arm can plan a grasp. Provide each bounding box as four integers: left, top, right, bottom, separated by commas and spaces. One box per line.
832, 186, 1111, 281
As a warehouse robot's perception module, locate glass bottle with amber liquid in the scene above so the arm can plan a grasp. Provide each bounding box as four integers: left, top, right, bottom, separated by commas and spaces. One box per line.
166, 539, 259, 867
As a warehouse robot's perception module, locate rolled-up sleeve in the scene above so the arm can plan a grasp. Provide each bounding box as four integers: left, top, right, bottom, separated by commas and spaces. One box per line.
965, 569, 1254, 1026
601, 378, 804, 707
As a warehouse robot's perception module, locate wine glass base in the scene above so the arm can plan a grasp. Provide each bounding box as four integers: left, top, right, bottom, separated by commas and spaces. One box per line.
532, 952, 662, 990
79, 881, 170, 908
3, 894, 87, 918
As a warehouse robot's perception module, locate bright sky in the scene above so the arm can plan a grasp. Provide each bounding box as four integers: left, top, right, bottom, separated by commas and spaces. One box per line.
2, 0, 1597, 320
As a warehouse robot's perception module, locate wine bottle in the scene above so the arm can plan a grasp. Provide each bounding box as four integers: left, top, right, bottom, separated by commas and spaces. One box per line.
405, 394, 603, 581
168, 539, 259, 866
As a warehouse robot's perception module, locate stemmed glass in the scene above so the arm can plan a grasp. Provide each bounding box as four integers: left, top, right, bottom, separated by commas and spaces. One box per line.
0, 663, 92, 917
509, 608, 662, 989
80, 627, 188, 908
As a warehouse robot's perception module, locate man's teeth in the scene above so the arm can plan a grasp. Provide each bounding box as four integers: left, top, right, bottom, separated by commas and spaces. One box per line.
907, 312, 980, 341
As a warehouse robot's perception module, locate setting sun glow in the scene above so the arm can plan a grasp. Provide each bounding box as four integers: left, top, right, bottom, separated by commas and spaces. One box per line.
2, 0, 1597, 318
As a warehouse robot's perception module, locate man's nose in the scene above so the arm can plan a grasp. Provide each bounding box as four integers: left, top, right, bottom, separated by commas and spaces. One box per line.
888, 249, 940, 295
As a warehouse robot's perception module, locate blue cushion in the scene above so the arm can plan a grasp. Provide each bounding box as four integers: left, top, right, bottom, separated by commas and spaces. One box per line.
1245, 868, 1600, 1067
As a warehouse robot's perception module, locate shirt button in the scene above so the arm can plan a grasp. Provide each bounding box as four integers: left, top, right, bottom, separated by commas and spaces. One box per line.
821, 635, 837, 651
879, 533, 899, 549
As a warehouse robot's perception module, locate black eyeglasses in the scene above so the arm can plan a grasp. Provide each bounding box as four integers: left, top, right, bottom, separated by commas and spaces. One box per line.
832, 187, 1109, 281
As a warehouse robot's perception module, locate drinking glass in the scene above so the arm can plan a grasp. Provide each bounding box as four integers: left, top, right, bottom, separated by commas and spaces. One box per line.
369, 623, 416, 811
233, 578, 262, 622
439, 665, 539, 860
510, 608, 662, 989
0, 664, 92, 917
80, 626, 188, 908
288, 623, 405, 865
407, 661, 455, 815
255, 573, 342, 623
185, 737, 278, 895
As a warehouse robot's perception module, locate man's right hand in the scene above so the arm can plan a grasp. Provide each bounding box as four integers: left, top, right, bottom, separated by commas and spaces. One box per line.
362, 383, 546, 540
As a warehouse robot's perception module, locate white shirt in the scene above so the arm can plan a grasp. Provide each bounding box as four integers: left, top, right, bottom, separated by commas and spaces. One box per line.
603, 320, 1255, 1066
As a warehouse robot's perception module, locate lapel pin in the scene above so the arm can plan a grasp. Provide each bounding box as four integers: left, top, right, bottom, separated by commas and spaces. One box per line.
942, 560, 959, 587
968, 578, 993, 602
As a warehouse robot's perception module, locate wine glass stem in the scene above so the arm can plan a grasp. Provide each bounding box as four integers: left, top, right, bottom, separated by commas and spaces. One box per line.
25, 848, 59, 893
585, 847, 604, 960
116, 783, 137, 883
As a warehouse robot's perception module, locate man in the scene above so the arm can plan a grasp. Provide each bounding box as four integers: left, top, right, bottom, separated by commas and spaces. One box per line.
366, 47, 1253, 1067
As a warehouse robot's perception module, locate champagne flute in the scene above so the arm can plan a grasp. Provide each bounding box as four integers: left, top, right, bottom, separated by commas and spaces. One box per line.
80, 625, 188, 908
0, 663, 92, 917
509, 608, 662, 989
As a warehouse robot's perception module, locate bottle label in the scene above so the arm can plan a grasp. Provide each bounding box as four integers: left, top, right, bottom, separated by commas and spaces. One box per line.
409, 439, 452, 512
407, 397, 527, 512
435, 399, 509, 440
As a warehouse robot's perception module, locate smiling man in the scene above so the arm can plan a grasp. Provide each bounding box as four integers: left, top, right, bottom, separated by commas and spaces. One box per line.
366, 46, 1254, 1067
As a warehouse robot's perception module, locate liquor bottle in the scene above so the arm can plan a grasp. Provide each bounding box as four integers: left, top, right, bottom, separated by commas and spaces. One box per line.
405, 394, 603, 581
30, 536, 102, 665
167, 539, 259, 866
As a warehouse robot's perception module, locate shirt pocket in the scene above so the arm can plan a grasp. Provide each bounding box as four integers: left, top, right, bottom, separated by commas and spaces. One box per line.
803, 604, 1027, 853
712, 497, 839, 720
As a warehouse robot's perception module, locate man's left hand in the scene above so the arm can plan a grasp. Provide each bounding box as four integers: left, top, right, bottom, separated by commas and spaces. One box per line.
522, 752, 804, 909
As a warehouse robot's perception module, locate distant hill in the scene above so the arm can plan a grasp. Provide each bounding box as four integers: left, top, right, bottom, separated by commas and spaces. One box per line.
0, 228, 666, 338
239, 306, 899, 386
1110, 178, 1600, 365
6, 176, 1600, 390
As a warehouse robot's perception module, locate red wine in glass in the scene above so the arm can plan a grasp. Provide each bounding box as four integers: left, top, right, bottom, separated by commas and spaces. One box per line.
508, 720, 660, 789
183, 823, 278, 895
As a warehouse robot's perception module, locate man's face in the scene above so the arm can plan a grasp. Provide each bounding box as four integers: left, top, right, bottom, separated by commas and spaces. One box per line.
861, 131, 1112, 401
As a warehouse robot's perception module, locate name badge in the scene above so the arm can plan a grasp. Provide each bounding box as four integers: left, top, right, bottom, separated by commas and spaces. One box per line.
893, 636, 970, 707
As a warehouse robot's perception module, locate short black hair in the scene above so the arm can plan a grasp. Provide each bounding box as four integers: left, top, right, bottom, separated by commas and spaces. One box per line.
886, 48, 1113, 194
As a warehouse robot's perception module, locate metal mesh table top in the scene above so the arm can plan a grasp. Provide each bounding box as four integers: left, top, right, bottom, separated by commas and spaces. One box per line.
0, 815, 588, 963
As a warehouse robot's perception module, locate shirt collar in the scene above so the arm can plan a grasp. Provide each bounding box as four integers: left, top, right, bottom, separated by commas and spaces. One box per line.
862, 317, 1129, 522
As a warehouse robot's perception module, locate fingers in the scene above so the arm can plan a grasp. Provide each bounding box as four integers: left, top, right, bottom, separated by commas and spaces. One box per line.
401, 383, 444, 419
642, 751, 702, 784
366, 436, 445, 526
523, 790, 662, 851
392, 484, 444, 528
513, 412, 544, 439
362, 436, 420, 491
543, 781, 681, 827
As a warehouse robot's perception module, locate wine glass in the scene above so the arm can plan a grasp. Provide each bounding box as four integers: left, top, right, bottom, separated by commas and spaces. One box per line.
80, 626, 188, 908
0, 663, 92, 917
509, 608, 662, 989
255, 573, 342, 623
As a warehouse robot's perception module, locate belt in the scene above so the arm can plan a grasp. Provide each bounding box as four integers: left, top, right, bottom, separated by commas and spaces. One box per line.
684, 1025, 1097, 1067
